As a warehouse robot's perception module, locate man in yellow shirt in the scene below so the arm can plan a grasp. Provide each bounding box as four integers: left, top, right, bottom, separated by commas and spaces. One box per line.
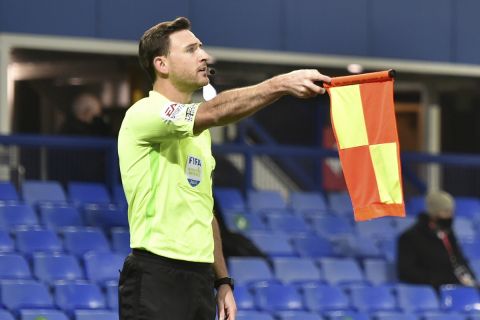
118, 17, 330, 320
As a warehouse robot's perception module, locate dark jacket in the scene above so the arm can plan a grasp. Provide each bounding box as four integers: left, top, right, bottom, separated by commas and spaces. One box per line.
397, 213, 474, 288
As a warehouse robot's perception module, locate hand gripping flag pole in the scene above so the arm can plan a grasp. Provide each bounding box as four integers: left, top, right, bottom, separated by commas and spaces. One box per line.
324, 70, 405, 221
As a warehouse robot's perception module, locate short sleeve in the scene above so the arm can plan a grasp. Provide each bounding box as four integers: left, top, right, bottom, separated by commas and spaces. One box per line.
129, 101, 200, 143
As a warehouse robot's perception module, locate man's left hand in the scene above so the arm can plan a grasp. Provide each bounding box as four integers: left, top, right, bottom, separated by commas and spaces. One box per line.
216, 284, 237, 320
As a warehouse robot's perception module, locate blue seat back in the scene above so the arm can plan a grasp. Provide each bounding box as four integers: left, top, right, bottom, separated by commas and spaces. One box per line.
273, 257, 322, 283
1, 280, 54, 310
319, 258, 365, 285
33, 253, 83, 283
302, 284, 350, 312
0, 182, 19, 201
254, 283, 303, 312
68, 182, 111, 205
0, 253, 32, 279
248, 190, 286, 212
229, 257, 274, 285
22, 180, 67, 205
54, 281, 106, 311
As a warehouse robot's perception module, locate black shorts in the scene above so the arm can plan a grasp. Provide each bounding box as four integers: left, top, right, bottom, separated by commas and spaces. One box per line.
118, 249, 216, 320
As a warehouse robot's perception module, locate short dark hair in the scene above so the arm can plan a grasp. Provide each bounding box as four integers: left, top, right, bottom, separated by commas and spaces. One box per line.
138, 17, 191, 82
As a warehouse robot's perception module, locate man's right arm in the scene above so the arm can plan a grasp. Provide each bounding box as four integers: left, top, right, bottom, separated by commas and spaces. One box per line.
193, 69, 331, 134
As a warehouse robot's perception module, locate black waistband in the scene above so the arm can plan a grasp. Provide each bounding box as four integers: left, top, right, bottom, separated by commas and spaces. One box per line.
132, 249, 212, 272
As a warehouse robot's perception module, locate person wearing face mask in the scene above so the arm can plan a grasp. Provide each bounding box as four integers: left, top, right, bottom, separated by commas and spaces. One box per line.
397, 191, 477, 289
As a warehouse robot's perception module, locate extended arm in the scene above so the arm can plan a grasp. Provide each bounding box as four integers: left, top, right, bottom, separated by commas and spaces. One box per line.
193, 69, 331, 134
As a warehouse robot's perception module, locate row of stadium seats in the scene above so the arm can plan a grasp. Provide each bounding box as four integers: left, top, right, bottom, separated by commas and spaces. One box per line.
233, 282, 480, 314
0, 309, 117, 320
0, 181, 126, 207
229, 257, 480, 287
0, 226, 129, 257
0, 202, 128, 232
214, 187, 480, 219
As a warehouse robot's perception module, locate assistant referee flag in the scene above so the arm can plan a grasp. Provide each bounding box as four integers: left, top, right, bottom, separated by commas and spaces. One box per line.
324, 70, 405, 221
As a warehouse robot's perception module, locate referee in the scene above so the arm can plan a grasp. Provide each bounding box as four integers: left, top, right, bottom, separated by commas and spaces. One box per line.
117, 17, 330, 320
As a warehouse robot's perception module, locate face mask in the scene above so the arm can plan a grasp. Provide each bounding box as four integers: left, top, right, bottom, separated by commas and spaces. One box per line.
436, 218, 453, 229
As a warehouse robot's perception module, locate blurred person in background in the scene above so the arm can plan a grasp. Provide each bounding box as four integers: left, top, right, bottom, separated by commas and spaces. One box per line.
59, 93, 109, 136
397, 190, 477, 289
118, 17, 330, 320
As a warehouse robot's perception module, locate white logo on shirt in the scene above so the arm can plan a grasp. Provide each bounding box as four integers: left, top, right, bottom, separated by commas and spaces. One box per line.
161, 103, 185, 122
186, 155, 202, 187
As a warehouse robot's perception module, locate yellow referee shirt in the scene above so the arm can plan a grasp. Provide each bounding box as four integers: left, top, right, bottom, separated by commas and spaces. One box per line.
118, 91, 216, 263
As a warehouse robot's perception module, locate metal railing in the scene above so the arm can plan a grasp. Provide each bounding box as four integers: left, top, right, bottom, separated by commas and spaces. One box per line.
1, 134, 480, 197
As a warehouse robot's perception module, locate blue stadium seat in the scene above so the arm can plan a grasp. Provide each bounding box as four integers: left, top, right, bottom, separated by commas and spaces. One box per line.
68, 182, 111, 205
0, 182, 19, 201
234, 285, 255, 310
254, 283, 303, 312
223, 212, 269, 233
111, 227, 130, 254
327, 192, 353, 216
455, 197, 480, 219
326, 311, 370, 320
0, 231, 14, 253
301, 283, 350, 312
364, 259, 395, 285
291, 235, 333, 258
265, 213, 311, 234
275, 310, 324, 320
393, 216, 416, 235
336, 235, 383, 258
33, 253, 83, 283
440, 285, 480, 312
214, 187, 246, 213
405, 196, 425, 216
229, 257, 275, 285
289, 191, 328, 213
470, 260, 480, 280
461, 240, 480, 261
379, 238, 398, 262
0, 309, 14, 320
39, 204, 84, 229
318, 258, 366, 285
1, 280, 54, 311
0, 203, 39, 229
113, 184, 127, 208
248, 190, 286, 212
310, 216, 353, 239
396, 284, 439, 313
20, 309, 69, 320
15, 228, 63, 255
83, 252, 125, 284
105, 281, 118, 310
83, 204, 128, 229
0, 253, 32, 280
356, 218, 396, 240
54, 281, 106, 312
62, 227, 111, 257
236, 311, 274, 320
22, 180, 67, 205
373, 312, 418, 320
74, 310, 118, 320
421, 312, 466, 320
350, 286, 397, 312
273, 257, 322, 284
249, 233, 296, 257
453, 218, 476, 241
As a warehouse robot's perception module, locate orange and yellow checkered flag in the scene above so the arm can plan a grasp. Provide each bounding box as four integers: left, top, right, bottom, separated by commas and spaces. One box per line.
324, 70, 405, 221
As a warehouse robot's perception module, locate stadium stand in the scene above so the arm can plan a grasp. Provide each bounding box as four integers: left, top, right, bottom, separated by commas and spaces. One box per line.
0, 180, 478, 319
